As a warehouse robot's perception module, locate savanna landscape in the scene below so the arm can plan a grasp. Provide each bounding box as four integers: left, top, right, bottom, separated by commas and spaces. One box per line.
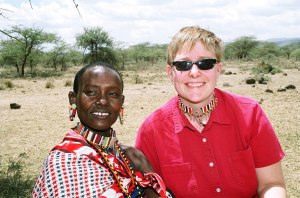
0, 25, 300, 197
0, 59, 300, 197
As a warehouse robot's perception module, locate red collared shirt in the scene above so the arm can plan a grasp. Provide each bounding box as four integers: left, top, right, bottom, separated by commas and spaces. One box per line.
135, 88, 284, 198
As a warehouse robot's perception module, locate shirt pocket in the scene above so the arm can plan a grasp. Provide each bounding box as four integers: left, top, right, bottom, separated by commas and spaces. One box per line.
228, 147, 257, 187
161, 162, 198, 197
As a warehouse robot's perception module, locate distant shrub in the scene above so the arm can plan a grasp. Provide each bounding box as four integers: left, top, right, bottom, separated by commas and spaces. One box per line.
65, 79, 72, 87
0, 153, 34, 197
0, 84, 5, 90
255, 73, 270, 84
46, 81, 54, 89
251, 61, 281, 75
133, 73, 143, 84
246, 73, 271, 85
30, 71, 63, 78
4, 80, 14, 88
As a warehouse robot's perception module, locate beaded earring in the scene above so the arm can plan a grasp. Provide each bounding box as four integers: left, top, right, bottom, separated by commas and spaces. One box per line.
69, 103, 77, 121
119, 106, 124, 124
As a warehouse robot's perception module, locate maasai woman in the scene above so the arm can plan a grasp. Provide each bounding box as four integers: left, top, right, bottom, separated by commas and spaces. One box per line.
33, 62, 172, 197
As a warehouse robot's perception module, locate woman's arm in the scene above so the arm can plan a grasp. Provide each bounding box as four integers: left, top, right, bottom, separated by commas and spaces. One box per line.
123, 145, 161, 197
256, 161, 287, 198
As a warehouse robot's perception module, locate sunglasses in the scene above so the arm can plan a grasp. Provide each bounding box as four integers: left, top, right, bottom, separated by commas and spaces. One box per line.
172, 58, 217, 71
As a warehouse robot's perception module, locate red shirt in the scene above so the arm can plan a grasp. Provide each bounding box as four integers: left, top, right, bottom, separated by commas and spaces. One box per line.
135, 88, 284, 198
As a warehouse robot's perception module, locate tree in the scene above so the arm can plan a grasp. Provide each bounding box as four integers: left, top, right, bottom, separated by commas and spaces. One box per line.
114, 41, 129, 70
291, 48, 300, 61
126, 42, 166, 65
226, 36, 259, 60
46, 38, 70, 71
280, 42, 300, 59
0, 39, 23, 74
253, 42, 281, 60
67, 49, 83, 66
0, 25, 56, 77
76, 27, 116, 64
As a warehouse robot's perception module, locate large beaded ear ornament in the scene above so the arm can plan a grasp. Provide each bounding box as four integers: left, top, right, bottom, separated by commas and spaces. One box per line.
69, 103, 77, 121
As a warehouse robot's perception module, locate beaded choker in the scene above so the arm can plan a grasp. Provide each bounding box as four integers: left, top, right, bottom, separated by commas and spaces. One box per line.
75, 122, 117, 152
179, 96, 218, 126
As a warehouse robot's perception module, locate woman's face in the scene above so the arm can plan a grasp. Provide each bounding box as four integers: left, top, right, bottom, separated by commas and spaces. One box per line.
74, 67, 124, 131
167, 41, 222, 107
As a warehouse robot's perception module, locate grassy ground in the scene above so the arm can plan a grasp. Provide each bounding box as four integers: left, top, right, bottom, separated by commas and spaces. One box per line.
0, 60, 299, 197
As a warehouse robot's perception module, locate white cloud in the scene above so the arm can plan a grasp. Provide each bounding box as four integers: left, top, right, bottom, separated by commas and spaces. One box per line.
0, 0, 299, 45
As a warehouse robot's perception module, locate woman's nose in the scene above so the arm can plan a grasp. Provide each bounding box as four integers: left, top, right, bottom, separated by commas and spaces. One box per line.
95, 97, 108, 106
189, 64, 202, 77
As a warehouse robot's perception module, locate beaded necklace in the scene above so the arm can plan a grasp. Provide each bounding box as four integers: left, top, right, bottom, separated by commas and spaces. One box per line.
93, 143, 140, 197
75, 122, 141, 197
75, 122, 117, 152
179, 95, 218, 126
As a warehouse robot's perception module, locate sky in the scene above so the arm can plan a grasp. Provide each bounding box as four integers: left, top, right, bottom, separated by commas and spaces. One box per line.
0, 0, 299, 46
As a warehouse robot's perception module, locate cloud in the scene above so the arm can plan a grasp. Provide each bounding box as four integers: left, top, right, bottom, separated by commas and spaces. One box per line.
0, 0, 299, 45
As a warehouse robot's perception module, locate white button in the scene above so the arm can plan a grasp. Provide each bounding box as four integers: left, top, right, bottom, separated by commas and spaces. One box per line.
202, 138, 207, 142
216, 187, 221, 193
209, 162, 214, 167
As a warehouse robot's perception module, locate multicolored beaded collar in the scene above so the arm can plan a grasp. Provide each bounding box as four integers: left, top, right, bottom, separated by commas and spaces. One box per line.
179, 95, 218, 117
179, 95, 218, 126
75, 122, 117, 152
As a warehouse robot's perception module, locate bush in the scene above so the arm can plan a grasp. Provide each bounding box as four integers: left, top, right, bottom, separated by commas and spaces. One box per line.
29, 71, 63, 78
255, 73, 270, 84
133, 73, 143, 84
0, 153, 34, 197
251, 61, 281, 75
45, 81, 54, 89
65, 79, 72, 87
0, 84, 5, 90
4, 80, 14, 88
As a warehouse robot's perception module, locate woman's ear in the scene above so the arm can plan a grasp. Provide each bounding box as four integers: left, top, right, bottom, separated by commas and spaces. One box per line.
217, 62, 222, 74
68, 91, 76, 105
215, 62, 223, 83
167, 65, 174, 83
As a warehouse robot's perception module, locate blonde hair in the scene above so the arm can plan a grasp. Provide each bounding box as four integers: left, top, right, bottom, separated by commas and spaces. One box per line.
167, 26, 224, 65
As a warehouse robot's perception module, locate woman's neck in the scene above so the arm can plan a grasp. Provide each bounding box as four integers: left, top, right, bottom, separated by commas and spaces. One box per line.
75, 122, 117, 150
79, 122, 112, 137
179, 94, 215, 111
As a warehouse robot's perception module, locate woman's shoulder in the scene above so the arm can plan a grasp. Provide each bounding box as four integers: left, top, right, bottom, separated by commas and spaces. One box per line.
216, 88, 259, 106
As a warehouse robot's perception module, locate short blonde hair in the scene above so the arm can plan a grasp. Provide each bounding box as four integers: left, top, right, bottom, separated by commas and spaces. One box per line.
167, 26, 224, 65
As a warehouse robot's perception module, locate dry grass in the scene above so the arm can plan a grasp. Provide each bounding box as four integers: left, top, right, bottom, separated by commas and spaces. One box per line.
0, 62, 299, 197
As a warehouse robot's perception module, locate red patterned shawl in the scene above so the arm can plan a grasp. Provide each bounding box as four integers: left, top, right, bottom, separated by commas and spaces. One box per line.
32, 129, 167, 198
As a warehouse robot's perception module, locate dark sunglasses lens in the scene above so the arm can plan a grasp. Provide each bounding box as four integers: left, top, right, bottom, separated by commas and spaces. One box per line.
196, 59, 216, 70
173, 61, 192, 71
